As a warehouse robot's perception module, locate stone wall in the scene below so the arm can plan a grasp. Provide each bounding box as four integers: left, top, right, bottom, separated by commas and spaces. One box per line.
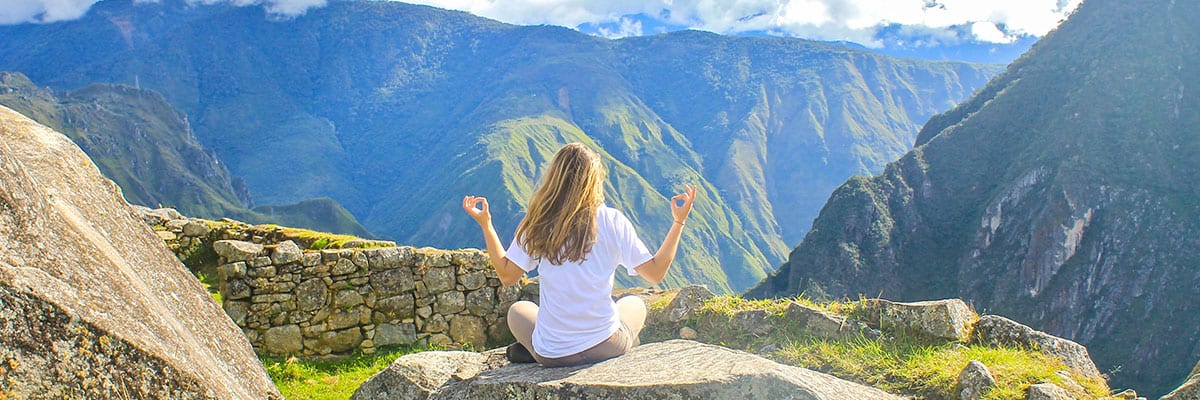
214, 240, 522, 356
142, 209, 524, 357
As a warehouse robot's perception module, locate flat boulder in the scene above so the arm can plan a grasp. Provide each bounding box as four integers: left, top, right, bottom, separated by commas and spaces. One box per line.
214, 239, 264, 263
860, 298, 975, 342
0, 105, 279, 399
353, 339, 902, 400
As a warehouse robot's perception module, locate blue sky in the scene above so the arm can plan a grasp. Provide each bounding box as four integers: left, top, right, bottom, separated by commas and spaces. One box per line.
1, 0, 1083, 63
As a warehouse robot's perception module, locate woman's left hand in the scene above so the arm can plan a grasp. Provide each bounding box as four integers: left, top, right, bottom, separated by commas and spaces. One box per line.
671, 185, 697, 224
462, 195, 492, 226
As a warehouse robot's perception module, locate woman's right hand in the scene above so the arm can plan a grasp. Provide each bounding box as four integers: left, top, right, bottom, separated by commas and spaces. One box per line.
671, 185, 697, 224
462, 195, 492, 227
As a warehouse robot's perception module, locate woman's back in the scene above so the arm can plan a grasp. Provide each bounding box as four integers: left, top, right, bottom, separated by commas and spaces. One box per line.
506, 205, 651, 358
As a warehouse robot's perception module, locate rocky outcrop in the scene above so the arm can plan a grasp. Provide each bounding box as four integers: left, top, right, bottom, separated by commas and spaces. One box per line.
0, 105, 279, 398
971, 315, 1103, 379
1161, 362, 1200, 400
352, 340, 902, 400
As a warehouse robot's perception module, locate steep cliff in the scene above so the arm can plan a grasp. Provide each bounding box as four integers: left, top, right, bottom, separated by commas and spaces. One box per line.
748, 0, 1200, 395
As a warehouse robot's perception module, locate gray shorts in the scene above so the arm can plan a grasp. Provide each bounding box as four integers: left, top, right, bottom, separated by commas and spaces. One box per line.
535, 322, 636, 367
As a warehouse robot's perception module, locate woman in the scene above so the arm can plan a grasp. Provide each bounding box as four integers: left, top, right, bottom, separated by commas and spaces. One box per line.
462, 143, 696, 367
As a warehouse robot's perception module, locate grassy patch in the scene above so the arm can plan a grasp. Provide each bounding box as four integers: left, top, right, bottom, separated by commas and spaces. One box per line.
647, 292, 1109, 399
700, 295, 792, 317
262, 345, 435, 400
194, 270, 222, 303
275, 227, 391, 250
773, 336, 1108, 399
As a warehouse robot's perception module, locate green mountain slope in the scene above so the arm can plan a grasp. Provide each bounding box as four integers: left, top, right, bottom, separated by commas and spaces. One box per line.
0, 72, 373, 237
0, 0, 999, 293
0, 71, 250, 217
748, 0, 1200, 395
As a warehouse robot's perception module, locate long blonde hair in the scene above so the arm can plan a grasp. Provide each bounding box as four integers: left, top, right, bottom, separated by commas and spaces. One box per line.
515, 143, 606, 265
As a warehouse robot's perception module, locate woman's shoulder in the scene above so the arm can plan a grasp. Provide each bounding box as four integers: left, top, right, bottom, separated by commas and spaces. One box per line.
596, 203, 625, 220
596, 204, 634, 230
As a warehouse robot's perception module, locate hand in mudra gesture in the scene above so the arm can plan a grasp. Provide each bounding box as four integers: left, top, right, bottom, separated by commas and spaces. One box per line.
462, 195, 491, 226
671, 185, 697, 224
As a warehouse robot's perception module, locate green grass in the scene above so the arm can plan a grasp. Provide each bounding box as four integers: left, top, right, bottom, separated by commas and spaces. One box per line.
772, 336, 1109, 399
179, 242, 222, 302
195, 270, 222, 303
698, 294, 865, 318
261, 345, 435, 400
276, 227, 392, 250
700, 295, 793, 317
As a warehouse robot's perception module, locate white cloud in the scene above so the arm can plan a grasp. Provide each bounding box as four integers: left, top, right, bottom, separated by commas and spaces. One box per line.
970, 21, 1015, 43
596, 16, 643, 39
0, 0, 1083, 47
263, 0, 326, 16
404, 0, 1083, 42
0, 0, 327, 24
0, 0, 94, 24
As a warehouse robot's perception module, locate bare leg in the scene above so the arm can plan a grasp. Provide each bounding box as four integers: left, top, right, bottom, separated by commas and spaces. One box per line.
615, 296, 647, 345
507, 300, 539, 353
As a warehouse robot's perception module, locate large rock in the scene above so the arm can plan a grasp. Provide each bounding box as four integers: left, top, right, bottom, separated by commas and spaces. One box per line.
352, 351, 495, 400
214, 240, 263, 263
1161, 361, 1200, 400
663, 285, 716, 323
352, 340, 902, 399
860, 298, 974, 342
270, 240, 303, 265
970, 315, 1103, 379
0, 105, 280, 399
956, 360, 997, 400
784, 301, 877, 340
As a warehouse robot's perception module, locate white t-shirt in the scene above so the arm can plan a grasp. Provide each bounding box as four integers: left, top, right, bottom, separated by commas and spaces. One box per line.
505, 204, 654, 358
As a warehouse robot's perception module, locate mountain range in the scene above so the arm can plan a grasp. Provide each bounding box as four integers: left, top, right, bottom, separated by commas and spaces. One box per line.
0, 0, 999, 293
748, 0, 1200, 395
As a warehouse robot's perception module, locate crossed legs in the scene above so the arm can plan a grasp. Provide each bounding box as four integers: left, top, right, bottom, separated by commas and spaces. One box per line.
506, 296, 647, 364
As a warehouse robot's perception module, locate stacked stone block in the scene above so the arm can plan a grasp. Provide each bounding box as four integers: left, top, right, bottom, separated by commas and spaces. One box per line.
212, 240, 522, 356
139, 206, 523, 356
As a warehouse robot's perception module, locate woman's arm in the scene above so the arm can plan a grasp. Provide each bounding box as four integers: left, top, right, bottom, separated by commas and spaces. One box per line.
634, 185, 697, 284
463, 196, 525, 286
